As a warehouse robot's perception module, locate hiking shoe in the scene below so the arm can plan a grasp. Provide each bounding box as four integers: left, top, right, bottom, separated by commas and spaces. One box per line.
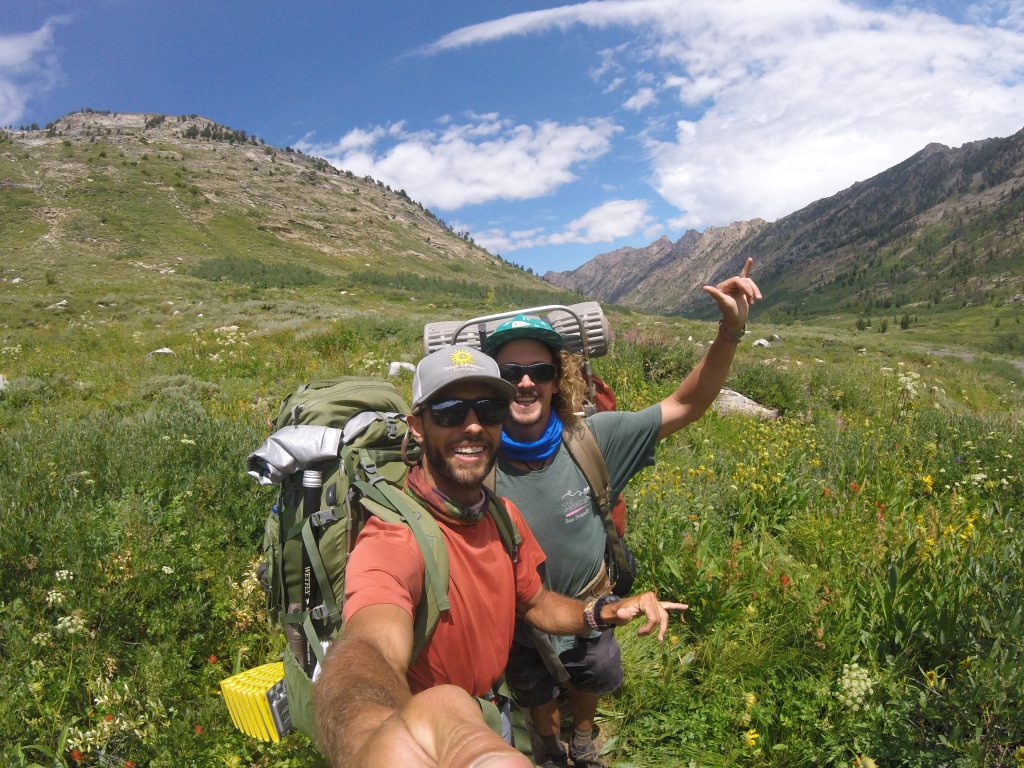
538, 755, 569, 768
569, 738, 609, 768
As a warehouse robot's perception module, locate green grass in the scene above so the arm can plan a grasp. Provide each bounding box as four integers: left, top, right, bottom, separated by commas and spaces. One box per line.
1, 307, 1021, 768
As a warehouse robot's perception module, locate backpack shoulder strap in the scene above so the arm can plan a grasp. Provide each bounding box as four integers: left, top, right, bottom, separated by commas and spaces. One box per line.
358, 483, 451, 660
483, 488, 521, 563
562, 423, 632, 579
562, 424, 611, 517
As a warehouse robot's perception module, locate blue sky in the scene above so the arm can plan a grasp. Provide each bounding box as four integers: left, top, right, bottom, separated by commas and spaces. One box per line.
2, 1, 1024, 274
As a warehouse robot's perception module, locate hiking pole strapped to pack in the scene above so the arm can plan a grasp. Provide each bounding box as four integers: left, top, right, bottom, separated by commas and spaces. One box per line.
301, 469, 323, 677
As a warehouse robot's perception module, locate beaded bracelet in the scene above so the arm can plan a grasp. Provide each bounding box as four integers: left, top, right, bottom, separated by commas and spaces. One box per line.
718, 320, 746, 344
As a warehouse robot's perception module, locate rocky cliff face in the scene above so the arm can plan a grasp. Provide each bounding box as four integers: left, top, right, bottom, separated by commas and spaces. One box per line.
544, 220, 766, 313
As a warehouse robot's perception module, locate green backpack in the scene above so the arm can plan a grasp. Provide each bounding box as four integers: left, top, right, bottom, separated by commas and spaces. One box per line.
249, 376, 520, 741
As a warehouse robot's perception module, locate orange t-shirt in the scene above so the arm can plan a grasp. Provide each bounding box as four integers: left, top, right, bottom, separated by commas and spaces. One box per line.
342, 498, 546, 697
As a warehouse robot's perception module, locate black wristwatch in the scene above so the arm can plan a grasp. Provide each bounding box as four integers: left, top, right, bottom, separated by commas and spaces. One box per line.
587, 594, 622, 630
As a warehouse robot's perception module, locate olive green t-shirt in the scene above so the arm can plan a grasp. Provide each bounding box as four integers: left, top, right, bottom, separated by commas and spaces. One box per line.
495, 405, 662, 652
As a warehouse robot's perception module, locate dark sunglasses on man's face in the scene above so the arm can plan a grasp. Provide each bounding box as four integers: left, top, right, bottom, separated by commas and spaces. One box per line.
425, 398, 510, 427
498, 363, 557, 384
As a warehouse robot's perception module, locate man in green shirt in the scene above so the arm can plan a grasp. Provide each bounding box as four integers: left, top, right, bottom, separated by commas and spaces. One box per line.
485, 259, 761, 768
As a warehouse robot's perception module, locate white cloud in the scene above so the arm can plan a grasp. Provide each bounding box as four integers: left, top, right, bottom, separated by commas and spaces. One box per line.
0, 18, 64, 127
427, 0, 1024, 229
603, 76, 626, 93
475, 199, 657, 253
297, 115, 620, 210
623, 86, 657, 111
551, 199, 657, 243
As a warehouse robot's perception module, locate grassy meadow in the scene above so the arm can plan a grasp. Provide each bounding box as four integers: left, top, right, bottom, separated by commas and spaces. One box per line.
1, 279, 1023, 768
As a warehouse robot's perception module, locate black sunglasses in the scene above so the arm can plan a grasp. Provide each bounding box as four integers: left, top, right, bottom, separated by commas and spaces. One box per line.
499, 363, 557, 384
424, 398, 510, 427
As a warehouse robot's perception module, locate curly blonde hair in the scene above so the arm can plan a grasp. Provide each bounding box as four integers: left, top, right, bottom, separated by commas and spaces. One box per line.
554, 350, 585, 432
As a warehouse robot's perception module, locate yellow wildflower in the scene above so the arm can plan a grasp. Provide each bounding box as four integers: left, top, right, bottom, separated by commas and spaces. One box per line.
925, 669, 938, 688
853, 757, 878, 768
743, 692, 757, 709
742, 728, 760, 748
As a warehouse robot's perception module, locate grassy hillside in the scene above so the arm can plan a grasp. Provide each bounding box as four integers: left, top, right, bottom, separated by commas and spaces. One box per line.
0, 112, 578, 336
2, 113, 1023, 767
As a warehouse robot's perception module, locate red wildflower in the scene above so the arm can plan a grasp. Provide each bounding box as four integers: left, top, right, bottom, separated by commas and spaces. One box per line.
822, 487, 831, 497
849, 482, 861, 493
70, 750, 84, 763
125, 762, 137, 768
104, 713, 114, 722
207, 654, 218, 664
194, 724, 203, 734
780, 574, 791, 591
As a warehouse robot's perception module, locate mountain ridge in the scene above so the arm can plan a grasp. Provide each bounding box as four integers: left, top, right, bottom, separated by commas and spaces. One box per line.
545, 128, 1024, 319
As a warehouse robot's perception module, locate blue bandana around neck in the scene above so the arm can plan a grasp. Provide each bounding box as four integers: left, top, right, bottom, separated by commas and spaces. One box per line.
501, 412, 563, 463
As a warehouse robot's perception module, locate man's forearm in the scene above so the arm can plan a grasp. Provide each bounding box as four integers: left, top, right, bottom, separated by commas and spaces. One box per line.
519, 590, 621, 636
520, 588, 588, 636
314, 636, 412, 766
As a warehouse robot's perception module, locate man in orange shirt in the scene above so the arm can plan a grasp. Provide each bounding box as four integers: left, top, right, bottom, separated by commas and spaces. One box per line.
314, 345, 685, 768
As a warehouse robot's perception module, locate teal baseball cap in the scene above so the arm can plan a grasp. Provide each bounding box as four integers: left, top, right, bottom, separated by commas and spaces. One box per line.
483, 314, 563, 353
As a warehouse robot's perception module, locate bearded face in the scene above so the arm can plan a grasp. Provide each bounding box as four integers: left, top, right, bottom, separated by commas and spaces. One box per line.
407, 382, 506, 504
419, 418, 498, 491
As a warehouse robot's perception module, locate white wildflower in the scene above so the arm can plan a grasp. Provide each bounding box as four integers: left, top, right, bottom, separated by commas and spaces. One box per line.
56, 614, 88, 636
836, 662, 874, 711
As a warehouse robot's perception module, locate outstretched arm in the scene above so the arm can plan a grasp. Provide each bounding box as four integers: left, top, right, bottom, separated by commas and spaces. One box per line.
314, 604, 527, 768
519, 586, 686, 641
658, 257, 762, 439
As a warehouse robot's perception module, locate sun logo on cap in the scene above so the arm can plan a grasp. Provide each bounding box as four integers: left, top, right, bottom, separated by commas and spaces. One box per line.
450, 348, 476, 366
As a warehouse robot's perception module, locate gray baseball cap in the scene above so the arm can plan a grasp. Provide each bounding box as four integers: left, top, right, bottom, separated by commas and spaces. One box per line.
411, 345, 518, 411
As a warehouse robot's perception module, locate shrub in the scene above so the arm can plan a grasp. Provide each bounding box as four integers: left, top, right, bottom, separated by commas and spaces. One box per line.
728, 362, 808, 415
190, 256, 328, 289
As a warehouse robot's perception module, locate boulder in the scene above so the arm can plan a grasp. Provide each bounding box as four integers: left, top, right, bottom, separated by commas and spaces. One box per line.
388, 361, 416, 377
713, 388, 780, 420
752, 338, 771, 348
148, 347, 175, 357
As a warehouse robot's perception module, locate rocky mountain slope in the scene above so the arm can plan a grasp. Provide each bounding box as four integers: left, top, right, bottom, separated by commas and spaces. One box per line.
545, 129, 1024, 319
545, 220, 766, 313
0, 111, 576, 332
